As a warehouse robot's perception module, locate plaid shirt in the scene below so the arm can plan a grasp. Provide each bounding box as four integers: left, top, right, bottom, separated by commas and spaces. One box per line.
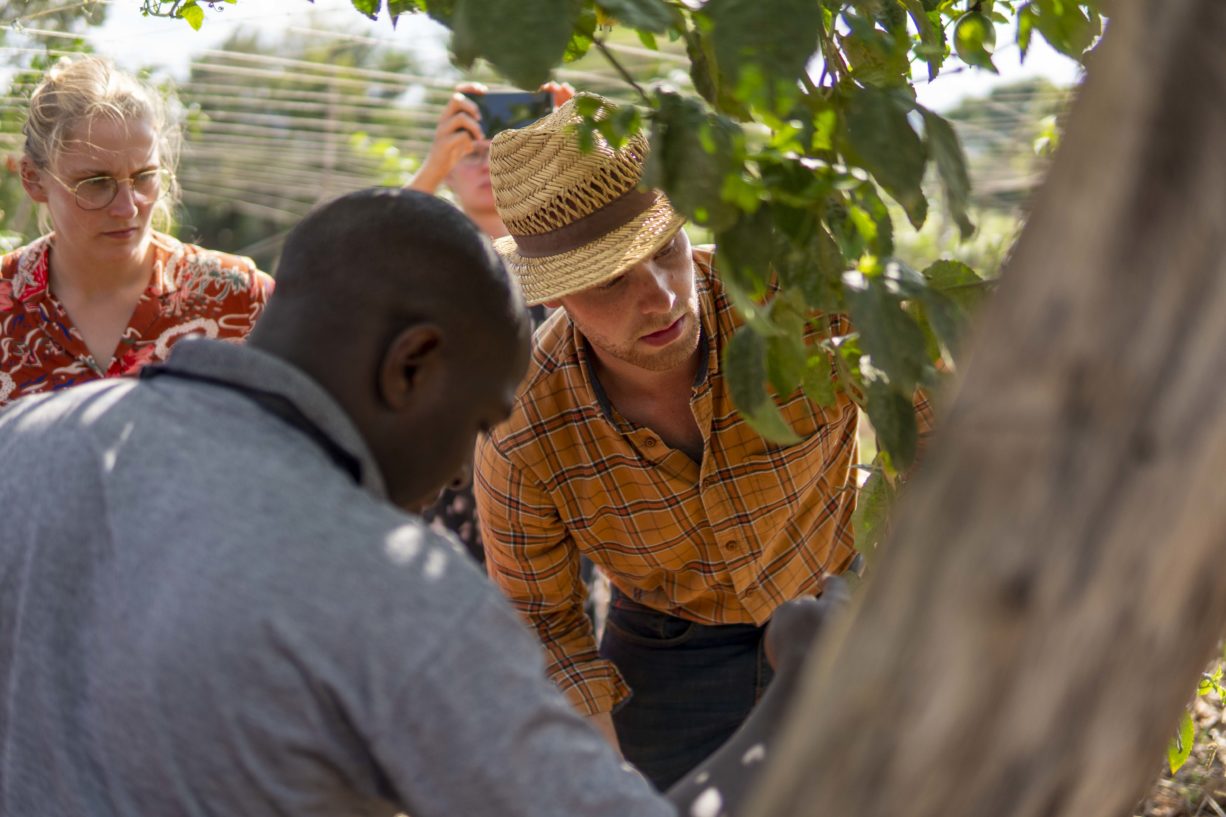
475, 246, 933, 715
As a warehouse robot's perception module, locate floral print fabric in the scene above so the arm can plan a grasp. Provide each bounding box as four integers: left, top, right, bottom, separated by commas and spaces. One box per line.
0, 232, 273, 407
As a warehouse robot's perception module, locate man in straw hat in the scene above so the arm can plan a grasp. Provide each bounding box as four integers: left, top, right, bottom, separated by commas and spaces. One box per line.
0, 187, 837, 816
475, 94, 934, 789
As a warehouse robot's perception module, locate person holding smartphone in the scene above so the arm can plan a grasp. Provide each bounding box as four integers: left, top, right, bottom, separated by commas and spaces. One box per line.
408, 83, 570, 240
408, 82, 570, 564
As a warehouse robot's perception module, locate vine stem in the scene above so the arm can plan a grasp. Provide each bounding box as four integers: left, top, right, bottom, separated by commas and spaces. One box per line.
593, 38, 651, 105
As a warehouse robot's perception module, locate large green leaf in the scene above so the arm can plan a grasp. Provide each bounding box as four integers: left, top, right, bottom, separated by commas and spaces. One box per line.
841, 88, 928, 229
644, 90, 742, 232
725, 326, 803, 445
843, 270, 929, 394
865, 378, 917, 468
450, 0, 576, 89
597, 0, 678, 33
350, 0, 381, 19
702, 0, 823, 112
920, 107, 974, 239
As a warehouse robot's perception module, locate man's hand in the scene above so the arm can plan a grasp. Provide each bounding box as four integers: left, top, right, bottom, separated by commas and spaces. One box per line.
407, 83, 486, 195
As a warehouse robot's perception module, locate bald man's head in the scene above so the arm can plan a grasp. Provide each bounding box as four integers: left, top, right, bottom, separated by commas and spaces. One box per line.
250, 188, 532, 511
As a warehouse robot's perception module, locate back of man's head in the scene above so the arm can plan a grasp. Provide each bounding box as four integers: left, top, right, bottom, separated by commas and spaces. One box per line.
250, 188, 532, 510
268, 188, 519, 342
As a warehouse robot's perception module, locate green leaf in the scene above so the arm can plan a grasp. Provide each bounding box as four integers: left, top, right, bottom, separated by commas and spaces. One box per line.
920, 107, 974, 239
850, 183, 896, 259
774, 211, 846, 313
903, 0, 945, 80
725, 326, 804, 445
684, 26, 751, 121
451, 0, 576, 88
351, 0, 382, 19
865, 377, 917, 468
922, 259, 989, 314
564, 5, 598, 62
851, 461, 895, 566
644, 90, 742, 232
765, 291, 809, 396
840, 88, 928, 229
596, 0, 678, 33
179, 1, 205, 29
908, 282, 964, 364
802, 351, 837, 407
840, 23, 910, 88
716, 206, 775, 297
843, 270, 929, 394
1167, 709, 1195, 775
702, 0, 823, 112
1019, 0, 1099, 62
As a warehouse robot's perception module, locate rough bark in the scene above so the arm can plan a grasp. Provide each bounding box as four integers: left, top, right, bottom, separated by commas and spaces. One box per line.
746, 3, 1226, 817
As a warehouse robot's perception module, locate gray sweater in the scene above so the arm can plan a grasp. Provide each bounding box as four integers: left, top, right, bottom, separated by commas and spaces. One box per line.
0, 338, 672, 817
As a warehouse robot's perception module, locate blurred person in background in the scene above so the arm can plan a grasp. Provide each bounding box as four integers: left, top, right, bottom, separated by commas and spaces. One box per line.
2, 55, 272, 408
407, 81, 571, 563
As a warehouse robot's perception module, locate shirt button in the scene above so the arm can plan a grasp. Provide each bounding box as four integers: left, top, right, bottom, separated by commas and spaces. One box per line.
643, 436, 657, 448
723, 540, 737, 552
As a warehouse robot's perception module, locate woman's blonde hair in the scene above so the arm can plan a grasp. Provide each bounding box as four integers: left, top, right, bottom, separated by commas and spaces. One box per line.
22, 55, 182, 232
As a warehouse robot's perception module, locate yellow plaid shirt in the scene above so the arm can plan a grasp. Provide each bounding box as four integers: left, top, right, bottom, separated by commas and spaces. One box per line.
475, 246, 933, 715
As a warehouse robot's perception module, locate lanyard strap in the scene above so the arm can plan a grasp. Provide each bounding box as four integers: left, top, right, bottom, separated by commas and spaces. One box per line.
139, 365, 363, 485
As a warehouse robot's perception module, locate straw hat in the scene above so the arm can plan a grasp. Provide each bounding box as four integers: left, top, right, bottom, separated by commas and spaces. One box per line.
488, 93, 686, 306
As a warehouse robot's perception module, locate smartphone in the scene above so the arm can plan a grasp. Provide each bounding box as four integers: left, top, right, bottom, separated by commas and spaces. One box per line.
464, 91, 553, 139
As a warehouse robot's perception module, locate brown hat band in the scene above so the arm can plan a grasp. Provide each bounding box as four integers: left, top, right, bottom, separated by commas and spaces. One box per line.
511, 188, 659, 259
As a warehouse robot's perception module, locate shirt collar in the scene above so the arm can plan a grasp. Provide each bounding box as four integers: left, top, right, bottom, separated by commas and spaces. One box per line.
159, 338, 388, 499
11, 231, 184, 303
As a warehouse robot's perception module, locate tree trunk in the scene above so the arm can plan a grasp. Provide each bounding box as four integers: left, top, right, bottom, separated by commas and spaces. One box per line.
747, 3, 1226, 817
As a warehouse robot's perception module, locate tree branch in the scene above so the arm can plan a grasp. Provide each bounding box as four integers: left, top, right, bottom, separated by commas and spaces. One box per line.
593, 37, 651, 104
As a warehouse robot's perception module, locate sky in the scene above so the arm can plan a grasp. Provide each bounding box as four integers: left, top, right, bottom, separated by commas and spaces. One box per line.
26, 0, 1082, 112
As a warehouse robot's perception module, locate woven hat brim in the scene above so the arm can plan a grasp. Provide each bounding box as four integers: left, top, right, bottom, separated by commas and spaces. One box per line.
493, 194, 687, 306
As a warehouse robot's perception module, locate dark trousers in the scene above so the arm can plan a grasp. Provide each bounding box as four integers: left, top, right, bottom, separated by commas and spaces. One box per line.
599, 589, 774, 790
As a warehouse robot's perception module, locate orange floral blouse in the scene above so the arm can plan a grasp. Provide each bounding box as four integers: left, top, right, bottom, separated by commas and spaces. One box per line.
0, 232, 274, 408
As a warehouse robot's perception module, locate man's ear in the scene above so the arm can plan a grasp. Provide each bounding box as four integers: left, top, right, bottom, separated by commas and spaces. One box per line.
18, 158, 49, 204
542, 299, 562, 310
377, 323, 444, 411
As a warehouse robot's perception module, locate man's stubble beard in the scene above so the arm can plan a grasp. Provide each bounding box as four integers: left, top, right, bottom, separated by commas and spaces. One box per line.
585, 306, 702, 374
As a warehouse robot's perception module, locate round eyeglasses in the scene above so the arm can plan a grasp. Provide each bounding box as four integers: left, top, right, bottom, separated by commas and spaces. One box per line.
55, 169, 171, 211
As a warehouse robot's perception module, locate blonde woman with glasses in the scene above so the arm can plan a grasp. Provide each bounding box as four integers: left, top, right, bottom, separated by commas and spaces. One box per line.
1, 55, 273, 407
